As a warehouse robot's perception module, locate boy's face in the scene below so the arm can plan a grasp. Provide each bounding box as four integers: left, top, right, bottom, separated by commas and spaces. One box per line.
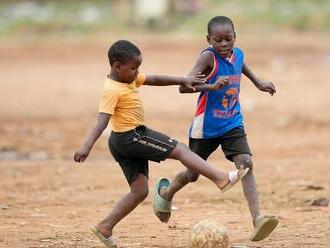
207, 23, 236, 58
115, 55, 142, 83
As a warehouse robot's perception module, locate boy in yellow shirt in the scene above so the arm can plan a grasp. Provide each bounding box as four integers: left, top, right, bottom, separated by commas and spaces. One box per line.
73, 40, 248, 248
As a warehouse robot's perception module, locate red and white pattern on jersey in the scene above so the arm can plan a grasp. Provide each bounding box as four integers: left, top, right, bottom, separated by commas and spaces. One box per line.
190, 53, 219, 138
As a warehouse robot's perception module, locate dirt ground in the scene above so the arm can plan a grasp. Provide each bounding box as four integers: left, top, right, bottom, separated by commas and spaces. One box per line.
0, 32, 330, 248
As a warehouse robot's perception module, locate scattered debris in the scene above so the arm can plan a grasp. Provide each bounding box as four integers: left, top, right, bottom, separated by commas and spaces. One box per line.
66, 211, 77, 219
304, 185, 324, 191
86, 239, 100, 243
40, 239, 52, 242
171, 205, 179, 211
295, 207, 315, 212
311, 198, 329, 207
46, 223, 79, 228
0, 204, 10, 210
0, 150, 20, 160
0, 226, 16, 229
28, 151, 49, 160
121, 242, 142, 247
63, 241, 74, 245
0, 149, 49, 160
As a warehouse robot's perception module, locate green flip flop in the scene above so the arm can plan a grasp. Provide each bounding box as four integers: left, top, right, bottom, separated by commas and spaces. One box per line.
250, 215, 279, 241
153, 177, 172, 222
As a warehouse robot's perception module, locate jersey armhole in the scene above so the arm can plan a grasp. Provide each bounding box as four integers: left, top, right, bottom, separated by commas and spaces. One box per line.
201, 50, 217, 81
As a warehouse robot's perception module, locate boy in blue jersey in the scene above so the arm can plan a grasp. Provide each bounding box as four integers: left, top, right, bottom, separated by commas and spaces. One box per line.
153, 16, 279, 241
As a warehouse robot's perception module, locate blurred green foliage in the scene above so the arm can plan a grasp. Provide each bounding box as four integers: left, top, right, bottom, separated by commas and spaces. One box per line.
0, 0, 329, 38
181, 0, 330, 33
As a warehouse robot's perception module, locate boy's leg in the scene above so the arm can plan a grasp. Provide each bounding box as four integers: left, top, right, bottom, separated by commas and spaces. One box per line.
221, 128, 278, 241
96, 173, 149, 238
128, 127, 228, 194
159, 169, 198, 202
169, 142, 244, 190
126, 126, 247, 221
232, 154, 278, 241
232, 154, 260, 222
160, 138, 219, 202
220, 128, 260, 222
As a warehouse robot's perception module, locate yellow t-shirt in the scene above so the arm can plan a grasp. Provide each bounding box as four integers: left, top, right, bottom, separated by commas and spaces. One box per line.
99, 73, 146, 132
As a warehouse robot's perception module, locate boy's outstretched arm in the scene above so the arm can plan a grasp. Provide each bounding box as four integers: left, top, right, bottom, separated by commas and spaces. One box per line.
179, 51, 228, 93
74, 113, 110, 163
242, 63, 276, 95
144, 72, 206, 91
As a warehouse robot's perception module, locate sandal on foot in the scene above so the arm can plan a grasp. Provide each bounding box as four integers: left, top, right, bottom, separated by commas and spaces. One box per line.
90, 226, 117, 248
250, 215, 279, 241
153, 177, 172, 223
221, 166, 249, 193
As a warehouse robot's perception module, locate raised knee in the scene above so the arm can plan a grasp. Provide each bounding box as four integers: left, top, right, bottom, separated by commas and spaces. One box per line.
139, 187, 149, 200
171, 142, 190, 159
177, 142, 191, 153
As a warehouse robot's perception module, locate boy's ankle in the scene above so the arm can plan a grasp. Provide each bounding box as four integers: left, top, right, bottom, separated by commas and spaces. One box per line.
252, 214, 261, 227
216, 175, 230, 190
96, 224, 113, 238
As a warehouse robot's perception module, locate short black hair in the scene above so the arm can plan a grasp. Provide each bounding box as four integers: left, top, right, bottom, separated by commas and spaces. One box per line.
108, 40, 141, 66
207, 16, 235, 35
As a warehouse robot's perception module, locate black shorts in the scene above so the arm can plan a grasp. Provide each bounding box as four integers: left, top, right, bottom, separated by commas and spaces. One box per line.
189, 127, 252, 162
108, 125, 178, 185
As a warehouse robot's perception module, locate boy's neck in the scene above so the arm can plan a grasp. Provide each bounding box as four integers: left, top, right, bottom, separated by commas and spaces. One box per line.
107, 72, 117, 81
107, 72, 127, 83
226, 49, 234, 59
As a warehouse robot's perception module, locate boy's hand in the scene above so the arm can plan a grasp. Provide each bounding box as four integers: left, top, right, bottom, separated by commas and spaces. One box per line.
74, 146, 91, 163
183, 72, 206, 91
257, 80, 276, 95
210, 76, 229, 90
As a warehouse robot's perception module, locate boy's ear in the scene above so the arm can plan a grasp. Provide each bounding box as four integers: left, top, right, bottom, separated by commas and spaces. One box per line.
206, 35, 210, 44
234, 32, 236, 39
113, 61, 121, 71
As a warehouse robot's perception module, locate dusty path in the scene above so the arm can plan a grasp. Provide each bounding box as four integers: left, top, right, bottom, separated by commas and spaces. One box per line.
1, 33, 329, 247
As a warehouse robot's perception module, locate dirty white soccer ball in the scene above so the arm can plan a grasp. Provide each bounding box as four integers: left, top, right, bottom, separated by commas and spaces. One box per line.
189, 220, 230, 248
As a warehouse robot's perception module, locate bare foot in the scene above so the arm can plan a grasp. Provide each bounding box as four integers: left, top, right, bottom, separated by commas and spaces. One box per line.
216, 175, 230, 190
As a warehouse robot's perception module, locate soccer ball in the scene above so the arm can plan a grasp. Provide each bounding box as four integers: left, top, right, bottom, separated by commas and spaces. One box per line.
189, 220, 230, 248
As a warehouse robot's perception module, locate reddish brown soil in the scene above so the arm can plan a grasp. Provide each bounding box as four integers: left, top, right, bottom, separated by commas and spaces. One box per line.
0, 33, 329, 247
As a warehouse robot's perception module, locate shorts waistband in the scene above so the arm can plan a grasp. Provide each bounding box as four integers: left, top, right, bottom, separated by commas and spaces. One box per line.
111, 125, 146, 135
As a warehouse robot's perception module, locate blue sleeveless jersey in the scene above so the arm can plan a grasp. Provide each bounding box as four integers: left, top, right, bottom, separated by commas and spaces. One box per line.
189, 47, 244, 139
